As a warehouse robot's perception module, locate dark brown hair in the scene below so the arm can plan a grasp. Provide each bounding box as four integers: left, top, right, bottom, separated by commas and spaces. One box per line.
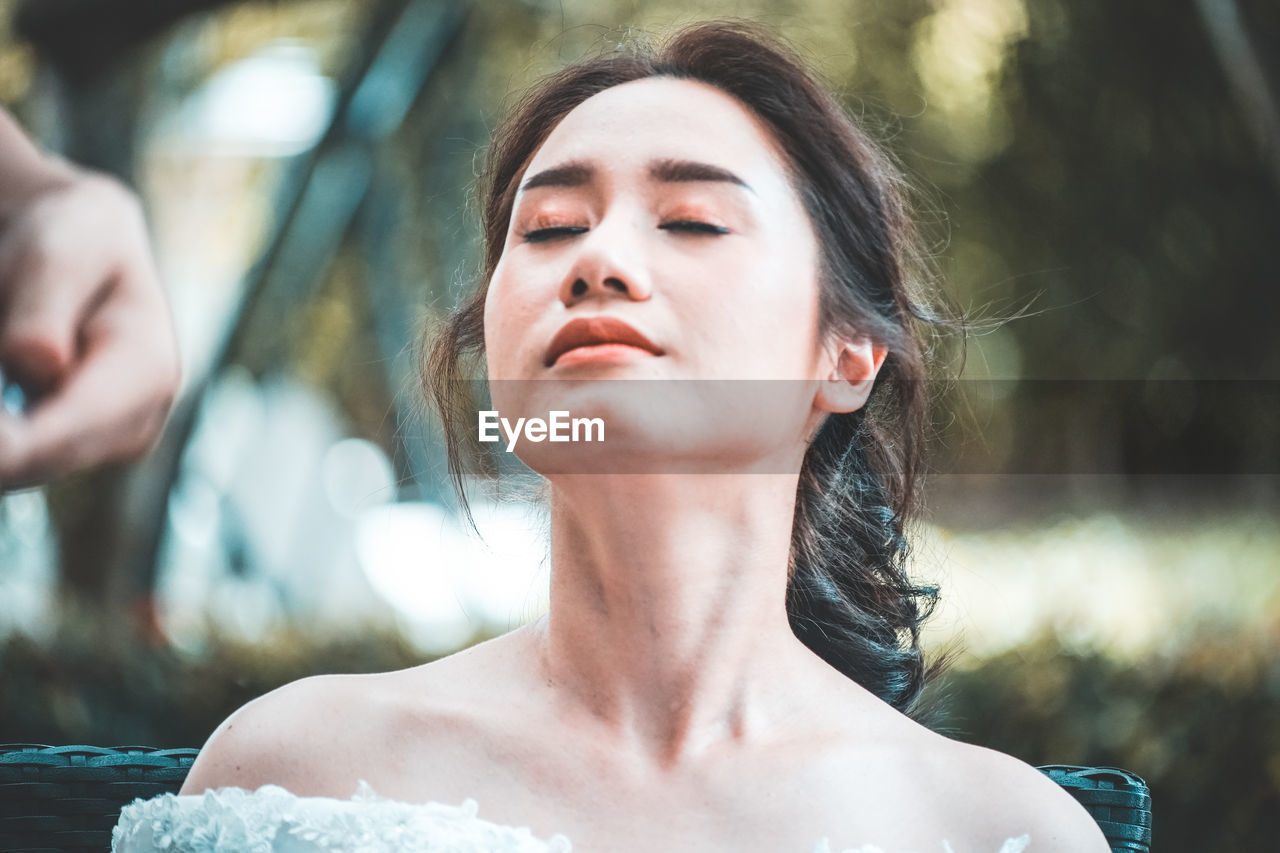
423, 20, 955, 719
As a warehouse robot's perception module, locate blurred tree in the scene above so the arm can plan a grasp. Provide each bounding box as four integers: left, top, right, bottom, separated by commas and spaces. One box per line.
942, 0, 1280, 486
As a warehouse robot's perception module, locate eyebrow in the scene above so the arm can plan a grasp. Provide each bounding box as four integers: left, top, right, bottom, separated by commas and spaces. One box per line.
651, 158, 753, 191
520, 162, 593, 192
518, 158, 755, 194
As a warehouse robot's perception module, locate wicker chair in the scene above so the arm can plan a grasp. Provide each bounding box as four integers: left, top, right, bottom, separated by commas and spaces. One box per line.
0, 745, 1151, 852
0, 745, 198, 852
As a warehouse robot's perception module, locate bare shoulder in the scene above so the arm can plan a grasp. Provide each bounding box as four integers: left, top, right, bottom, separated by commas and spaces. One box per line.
178, 671, 399, 798
178, 633, 532, 799
935, 737, 1111, 853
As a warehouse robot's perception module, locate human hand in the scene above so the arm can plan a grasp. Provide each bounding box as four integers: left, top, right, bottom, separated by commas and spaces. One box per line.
0, 172, 181, 489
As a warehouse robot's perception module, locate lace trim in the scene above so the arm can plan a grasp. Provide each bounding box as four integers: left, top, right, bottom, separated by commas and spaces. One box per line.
112, 781, 1030, 853
112, 781, 572, 852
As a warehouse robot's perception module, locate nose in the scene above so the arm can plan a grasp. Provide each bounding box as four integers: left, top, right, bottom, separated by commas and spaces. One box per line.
558, 216, 653, 307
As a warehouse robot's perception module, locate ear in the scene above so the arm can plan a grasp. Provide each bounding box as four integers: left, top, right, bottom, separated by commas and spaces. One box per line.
814, 336, 887, 414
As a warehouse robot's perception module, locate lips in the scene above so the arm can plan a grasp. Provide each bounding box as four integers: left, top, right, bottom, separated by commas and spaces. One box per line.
545, 316, 663, 367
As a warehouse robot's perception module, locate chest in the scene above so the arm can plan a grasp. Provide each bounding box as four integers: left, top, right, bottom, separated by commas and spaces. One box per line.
358, 739, 952, 853
331, 682, 965, 852
514, 801, 937, 853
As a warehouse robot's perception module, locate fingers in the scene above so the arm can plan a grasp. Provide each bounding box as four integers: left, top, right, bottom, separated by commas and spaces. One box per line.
0, 208, 90, 393
0, 273, 179, 489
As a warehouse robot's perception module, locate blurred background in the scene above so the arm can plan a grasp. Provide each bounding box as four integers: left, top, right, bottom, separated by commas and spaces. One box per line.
0, 0, 1276, 849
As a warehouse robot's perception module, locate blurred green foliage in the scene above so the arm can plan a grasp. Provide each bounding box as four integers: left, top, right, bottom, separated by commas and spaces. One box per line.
0, 626, 430, 749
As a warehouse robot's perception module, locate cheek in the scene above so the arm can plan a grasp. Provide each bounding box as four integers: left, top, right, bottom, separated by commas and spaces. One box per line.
488, 247, 552, 317
769, 227, 824, 363
712, 238, 821, 373
482, 272, 520, 375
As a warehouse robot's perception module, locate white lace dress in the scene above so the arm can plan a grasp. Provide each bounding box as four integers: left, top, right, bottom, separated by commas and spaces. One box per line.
111, 782, 1032, 853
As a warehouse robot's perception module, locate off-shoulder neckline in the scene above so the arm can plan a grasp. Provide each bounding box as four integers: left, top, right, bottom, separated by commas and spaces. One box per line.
118, 780, 1032, 853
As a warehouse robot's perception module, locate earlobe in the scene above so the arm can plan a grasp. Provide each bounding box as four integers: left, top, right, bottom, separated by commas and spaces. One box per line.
815, 338, 887, 414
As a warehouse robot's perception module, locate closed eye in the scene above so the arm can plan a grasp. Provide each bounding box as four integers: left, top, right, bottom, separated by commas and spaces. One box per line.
660, 221, 730, 235
523, 226, 588, 243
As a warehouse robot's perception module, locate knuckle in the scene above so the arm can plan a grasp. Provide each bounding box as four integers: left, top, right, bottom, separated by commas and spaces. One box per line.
76, 174, 147, 231
13, 227, 61, 273
2, 218, 75, 285
106, 180, 146, 223
82, 172, 135, 204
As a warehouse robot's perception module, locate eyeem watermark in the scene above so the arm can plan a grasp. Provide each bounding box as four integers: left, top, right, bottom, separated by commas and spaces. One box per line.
479, 410, 605, 452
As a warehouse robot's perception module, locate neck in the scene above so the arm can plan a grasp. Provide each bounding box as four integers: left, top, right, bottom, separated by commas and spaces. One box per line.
530, 472, 824, 769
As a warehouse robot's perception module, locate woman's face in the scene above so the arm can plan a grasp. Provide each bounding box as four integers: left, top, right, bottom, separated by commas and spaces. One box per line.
482, 77, 849, 474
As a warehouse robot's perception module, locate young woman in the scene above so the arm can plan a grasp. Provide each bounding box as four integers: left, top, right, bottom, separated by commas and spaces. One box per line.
116, 20, 1109, 853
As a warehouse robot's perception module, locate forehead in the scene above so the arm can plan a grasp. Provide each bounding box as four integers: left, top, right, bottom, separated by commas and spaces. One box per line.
524, 76, 789, 185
